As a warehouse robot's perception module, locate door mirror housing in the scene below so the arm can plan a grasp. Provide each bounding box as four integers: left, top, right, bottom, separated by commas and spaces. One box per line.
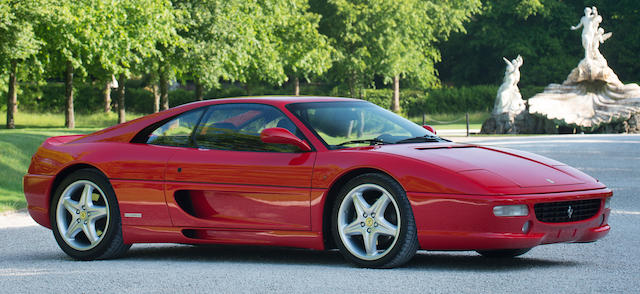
422, 125, 437, 135
260, 127, 312, 152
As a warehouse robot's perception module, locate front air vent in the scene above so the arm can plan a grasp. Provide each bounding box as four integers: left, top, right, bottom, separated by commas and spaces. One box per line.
534, 199, 601, 223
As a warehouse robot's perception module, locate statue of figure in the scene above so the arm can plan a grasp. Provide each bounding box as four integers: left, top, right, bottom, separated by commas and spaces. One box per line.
492, 55, 526, 115
591, 27, 612, 62
571, 6, 602, 60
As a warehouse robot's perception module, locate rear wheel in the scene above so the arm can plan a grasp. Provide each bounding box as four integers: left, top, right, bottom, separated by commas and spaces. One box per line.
476, 248, 532, 258
332, 173, 418, 268
51, 169, 130, 260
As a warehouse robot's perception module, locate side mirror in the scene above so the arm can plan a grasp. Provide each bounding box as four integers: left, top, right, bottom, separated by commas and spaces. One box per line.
260, 127, 312, 152
422, 125, 437, 135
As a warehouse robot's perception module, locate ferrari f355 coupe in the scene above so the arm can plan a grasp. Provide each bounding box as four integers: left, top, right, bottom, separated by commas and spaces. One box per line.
24, 97, 612, 268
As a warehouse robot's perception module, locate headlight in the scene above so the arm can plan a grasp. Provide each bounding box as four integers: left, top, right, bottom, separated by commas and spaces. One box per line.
604, 198, 611, 209
493, 205, 529, 217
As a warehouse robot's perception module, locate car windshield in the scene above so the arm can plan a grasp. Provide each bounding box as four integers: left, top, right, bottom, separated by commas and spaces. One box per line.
287, 101, 441, 149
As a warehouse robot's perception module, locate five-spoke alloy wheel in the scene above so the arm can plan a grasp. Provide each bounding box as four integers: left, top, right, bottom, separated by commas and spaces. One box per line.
51, 169, 130, 260
332, 173, 418, 268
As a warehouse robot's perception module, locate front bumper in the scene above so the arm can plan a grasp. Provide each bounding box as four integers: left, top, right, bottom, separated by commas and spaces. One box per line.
407, 188, 612, 250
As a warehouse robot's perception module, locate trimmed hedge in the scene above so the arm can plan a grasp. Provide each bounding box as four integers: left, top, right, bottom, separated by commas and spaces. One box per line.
360, 85, 498, 116
5, 81, 502, 116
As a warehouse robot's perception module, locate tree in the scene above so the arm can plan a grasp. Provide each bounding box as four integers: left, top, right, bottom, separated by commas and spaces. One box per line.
96, 0, 182, 120
312, 0, 480, 112
175, 0, 332, 99
265, 0, 333, 96
175, 0, 251, 100
33, 0, 181, 127
0, 0, 43, 129
35, 1, 95, 129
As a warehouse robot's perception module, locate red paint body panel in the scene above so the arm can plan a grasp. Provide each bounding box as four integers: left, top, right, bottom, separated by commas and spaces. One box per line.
164, 147, 315, 230
165, 183, 311, 230
23, 97, 612, 254
23, 174, 54, 228
111, 179, 171, 226
122, 225, 324, 250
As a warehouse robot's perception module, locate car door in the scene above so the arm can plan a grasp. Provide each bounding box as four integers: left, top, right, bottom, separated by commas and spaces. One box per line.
115, 108, 206, 226
164, 103, 316, 231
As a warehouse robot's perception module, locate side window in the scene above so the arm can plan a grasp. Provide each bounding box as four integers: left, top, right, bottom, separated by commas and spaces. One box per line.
146, 109, 205, 147
194, 104, 302, 152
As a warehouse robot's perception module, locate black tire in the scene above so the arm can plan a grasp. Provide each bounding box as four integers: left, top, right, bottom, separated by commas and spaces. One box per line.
50, 169, 130, 260
476, 248, 532, 258
331, 173, 419, 268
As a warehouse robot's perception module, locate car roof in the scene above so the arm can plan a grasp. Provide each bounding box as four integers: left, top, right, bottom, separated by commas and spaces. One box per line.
179, 96, 363, 109
72, 96, 366, 144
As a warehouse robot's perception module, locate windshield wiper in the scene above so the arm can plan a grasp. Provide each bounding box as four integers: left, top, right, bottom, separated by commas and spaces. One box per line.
394, 135, 448, 144
337, 138, 387, 146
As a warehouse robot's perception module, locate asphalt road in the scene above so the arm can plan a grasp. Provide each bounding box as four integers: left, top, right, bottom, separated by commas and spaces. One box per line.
1, 134, 638, 293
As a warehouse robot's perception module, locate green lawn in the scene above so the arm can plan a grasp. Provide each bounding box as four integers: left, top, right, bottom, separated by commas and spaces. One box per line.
0, 111, 138, 212
408, 111, 489, 130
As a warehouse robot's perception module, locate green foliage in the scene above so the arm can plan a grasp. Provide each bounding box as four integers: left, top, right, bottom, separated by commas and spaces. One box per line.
520, 85, 546, 100
359, 85, 497, 116
122, 87, 155, 114
271, 0, 334, 81
312, 0, 481, 93
15, 82, 156, 114
3, 0, 640, 128
174, 0, 332, 91
592, 0, 640, 82
169, 88, 195, 108
32, 0, 181, 79
0, 0, 43, 65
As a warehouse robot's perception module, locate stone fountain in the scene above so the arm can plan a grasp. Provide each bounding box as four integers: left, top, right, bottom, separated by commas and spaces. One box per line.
483, 7, 640, 134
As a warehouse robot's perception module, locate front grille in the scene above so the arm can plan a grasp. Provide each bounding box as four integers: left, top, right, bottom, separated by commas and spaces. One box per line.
534, 199, 601, 223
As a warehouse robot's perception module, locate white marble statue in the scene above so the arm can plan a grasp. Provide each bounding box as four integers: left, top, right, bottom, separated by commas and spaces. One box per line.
571, 7, 597, 60
592, 27, 612, 62
492, 55, 526, 115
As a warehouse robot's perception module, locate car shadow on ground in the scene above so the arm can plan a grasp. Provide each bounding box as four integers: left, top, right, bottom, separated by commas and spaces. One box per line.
122, 244, 581, 270
407, 251, 580, 271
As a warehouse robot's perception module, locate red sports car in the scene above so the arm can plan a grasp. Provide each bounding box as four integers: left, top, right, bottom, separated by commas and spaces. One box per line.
24, 97, 611, 268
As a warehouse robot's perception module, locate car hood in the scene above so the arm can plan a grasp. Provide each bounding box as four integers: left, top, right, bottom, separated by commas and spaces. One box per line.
371, 142, 602, 194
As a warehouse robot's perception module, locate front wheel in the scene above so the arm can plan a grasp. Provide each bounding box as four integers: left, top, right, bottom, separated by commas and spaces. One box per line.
476, 248, 532, 258
50, 169, 130, 260
332, 173, 419, 268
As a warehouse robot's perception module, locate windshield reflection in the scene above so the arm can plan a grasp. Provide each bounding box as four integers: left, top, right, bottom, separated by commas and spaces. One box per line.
287, 101, 439, 149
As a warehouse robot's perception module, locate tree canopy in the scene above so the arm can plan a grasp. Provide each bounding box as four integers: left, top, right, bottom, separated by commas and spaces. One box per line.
1, 0, 45, 128
2, 0, 640, 128
312, 0, 480, 110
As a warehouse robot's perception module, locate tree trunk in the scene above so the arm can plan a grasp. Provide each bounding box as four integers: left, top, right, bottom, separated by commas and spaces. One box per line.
195, 77, 204, 101
160, 70, 169, 110
6, 60, 18, 129
103, 80, 112, 113
348, 74, 356, 98
391, 75, 401, 112
64, 61, 75, 129
117, 74, 126, 124
244, 83, 252, 96
152, 84, 160, 113
294, 76, 300, 96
